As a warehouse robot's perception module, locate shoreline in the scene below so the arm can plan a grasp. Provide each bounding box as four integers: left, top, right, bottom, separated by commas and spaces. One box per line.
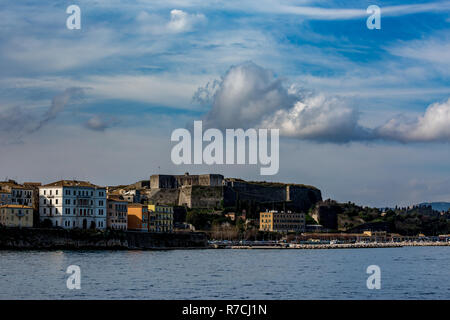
3, 242, 448, 251
221, 241, 450, 250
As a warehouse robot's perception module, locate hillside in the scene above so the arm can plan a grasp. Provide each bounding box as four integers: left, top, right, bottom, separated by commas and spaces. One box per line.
418, 202, 450, 212
313, 201, 450, 236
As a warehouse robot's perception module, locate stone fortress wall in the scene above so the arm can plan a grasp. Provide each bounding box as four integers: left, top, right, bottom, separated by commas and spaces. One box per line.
142, 173, 321, 212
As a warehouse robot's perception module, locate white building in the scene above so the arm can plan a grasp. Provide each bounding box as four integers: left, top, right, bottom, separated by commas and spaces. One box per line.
39, 180, 107, 230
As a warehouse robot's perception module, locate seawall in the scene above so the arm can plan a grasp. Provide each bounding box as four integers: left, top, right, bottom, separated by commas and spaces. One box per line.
0, 228, 208, 250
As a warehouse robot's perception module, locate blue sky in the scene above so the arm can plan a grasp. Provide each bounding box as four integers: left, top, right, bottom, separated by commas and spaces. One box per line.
0, 0, 449, 206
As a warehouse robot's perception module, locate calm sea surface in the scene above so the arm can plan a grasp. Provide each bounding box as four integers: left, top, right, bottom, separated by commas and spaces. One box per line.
0, 247, 449, 299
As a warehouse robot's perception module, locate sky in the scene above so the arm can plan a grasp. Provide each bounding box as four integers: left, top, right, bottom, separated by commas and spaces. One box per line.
0, 0, 449, 207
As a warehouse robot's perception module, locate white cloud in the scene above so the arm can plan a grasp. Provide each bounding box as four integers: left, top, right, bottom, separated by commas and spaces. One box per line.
85, 115, 118, 131
2, 29, 121, 72
200, 62, 450, 143
167, 9, 206, 33
376, 98, 450, 142
136, 9, 206, 34
260, 94, 371, 142
388, 36, 450, 66
1, 74, 210, 109
201, 62, 370, 142
217, 0, 450, 20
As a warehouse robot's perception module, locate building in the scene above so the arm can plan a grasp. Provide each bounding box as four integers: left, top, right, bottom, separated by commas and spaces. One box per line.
22, 182, 41, 210
363, 231, 387, 242
11, 186, 34, 207
150, 173, 224, 189
39, 180, 107, 230
0, 180, 34, 207
107, 197, 128, 230
0, 204, 33, 228
259, 210, 306, 233
225, 212, 236, 221
148, 204, 173, 233
121, 189, 141, 203
311, 201, 340, 230
0, 191, 11, 205
127, 204, 148, 231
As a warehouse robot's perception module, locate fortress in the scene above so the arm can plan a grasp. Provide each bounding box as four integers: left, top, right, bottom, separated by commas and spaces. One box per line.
150, 173, 224, 189
135, 173, 322, 214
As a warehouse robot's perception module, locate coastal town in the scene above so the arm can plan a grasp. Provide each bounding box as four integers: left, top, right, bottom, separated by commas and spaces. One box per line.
0, 173, 449, 249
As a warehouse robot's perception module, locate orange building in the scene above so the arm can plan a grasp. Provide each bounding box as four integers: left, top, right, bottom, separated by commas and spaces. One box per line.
127, 204, 148, 231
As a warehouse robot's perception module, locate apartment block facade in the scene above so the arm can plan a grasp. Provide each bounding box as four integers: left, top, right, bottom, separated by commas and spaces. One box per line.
107, 197, 128, 230
259, 210, 306, 233
39, 180, 107, 230
0, 204, 33, 228
148, 204, 173, 233
0, 191, 11, 205
0, 181, 34, 207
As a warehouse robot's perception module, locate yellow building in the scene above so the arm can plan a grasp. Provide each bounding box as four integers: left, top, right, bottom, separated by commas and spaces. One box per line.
260, 210, 305, 233
127, 204, 148, 231
148, 204, 173, 233
363, 231, 387, 242
0, 205, 33, 228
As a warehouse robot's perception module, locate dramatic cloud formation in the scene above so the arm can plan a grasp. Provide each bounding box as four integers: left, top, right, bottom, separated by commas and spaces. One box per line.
200, 62, 369, 142
202, 62, 297, 129
199, 62, 450, 143
376, 98, 450, 143
260, 94, 372, 142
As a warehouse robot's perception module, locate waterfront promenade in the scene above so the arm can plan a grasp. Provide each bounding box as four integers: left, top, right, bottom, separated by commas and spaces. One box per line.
213, 241, 450, 249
